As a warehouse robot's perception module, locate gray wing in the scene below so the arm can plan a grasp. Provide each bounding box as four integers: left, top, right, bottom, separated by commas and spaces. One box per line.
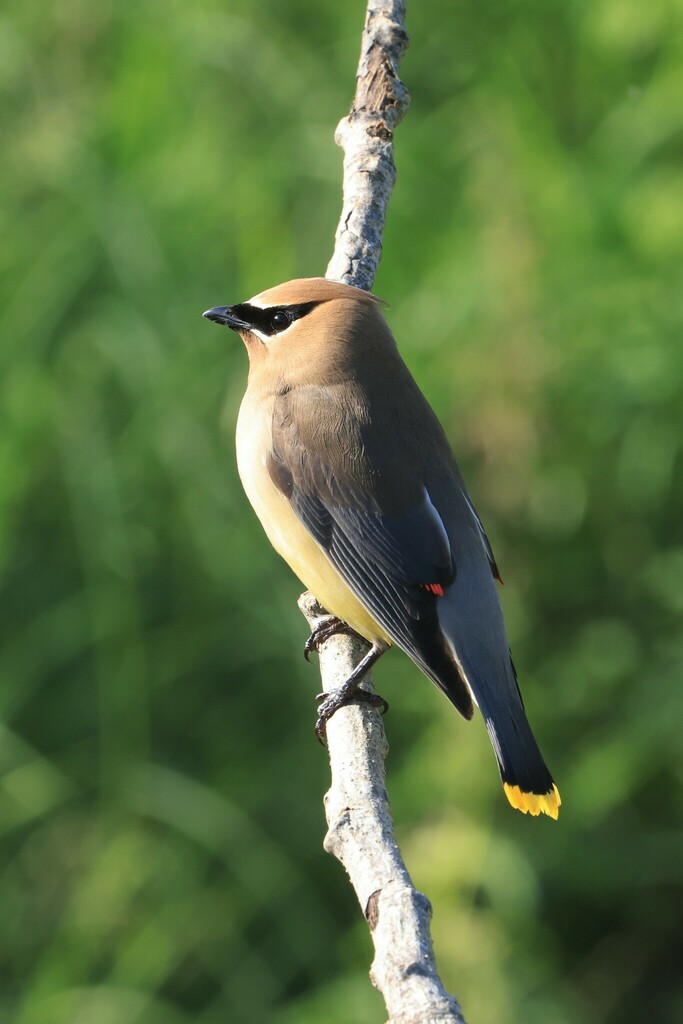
268, 383, 475, 718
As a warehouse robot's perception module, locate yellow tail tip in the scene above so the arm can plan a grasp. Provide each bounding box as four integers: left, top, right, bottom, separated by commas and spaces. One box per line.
503, 783, 561, 820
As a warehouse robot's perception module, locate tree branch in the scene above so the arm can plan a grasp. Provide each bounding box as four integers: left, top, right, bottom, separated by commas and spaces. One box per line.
325, 0, 411, 290
299, 596, 465, 1024
297, 4, 468, 1020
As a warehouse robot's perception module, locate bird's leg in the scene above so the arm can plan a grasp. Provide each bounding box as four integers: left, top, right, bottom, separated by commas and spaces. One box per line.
304, 615, 352, 662
315, 640, 390, 744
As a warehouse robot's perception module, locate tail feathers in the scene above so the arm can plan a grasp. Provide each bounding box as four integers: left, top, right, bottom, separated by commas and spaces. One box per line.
484, 704, 560, 820
503, 781, 561, 819
431, 546, 560, 818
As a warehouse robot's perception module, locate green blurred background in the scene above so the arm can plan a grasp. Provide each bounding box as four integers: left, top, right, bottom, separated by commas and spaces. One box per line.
1, 0, 682, 1021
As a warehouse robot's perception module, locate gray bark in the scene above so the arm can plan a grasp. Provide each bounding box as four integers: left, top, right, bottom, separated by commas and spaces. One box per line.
325, 0, 411, 290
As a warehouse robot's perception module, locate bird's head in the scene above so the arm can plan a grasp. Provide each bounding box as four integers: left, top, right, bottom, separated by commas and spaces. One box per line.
203, 277, 390, 384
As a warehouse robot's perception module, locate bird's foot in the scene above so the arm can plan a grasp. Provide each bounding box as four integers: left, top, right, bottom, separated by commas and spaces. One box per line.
304, 616, 350, 662
313, 639, 390, 744
315, 688, 389, 743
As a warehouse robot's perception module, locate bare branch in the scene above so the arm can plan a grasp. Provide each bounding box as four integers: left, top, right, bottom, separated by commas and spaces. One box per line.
326, 0, 411, 290
202, 0, 463, 1009
296, 5, 469, 1020
300, 619, 464, 1014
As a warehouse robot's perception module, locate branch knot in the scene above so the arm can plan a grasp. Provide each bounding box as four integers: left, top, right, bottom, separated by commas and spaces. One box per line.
366, 121, 393, 141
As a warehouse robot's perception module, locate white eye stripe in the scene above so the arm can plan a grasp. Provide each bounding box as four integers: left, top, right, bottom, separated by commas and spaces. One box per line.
251, 322, 296, 343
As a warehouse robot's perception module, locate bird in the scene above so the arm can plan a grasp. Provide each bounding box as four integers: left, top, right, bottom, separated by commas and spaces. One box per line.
203, 277, 560, 819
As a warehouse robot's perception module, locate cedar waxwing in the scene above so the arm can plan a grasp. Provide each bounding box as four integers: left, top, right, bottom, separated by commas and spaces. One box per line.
203, 278, 560, 818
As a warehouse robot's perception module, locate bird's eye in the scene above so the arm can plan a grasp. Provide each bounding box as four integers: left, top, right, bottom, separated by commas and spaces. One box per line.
270, 310, 291, 332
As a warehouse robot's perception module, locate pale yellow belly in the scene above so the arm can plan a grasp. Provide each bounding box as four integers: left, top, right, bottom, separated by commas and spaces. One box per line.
235, 393, 390, 645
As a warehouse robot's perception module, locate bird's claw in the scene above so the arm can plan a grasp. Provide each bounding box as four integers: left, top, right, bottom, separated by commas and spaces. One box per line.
303, 616, 349, 662
314, 688, 389, 745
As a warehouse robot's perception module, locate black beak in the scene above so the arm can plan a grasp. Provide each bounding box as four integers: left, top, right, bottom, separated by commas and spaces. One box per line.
202, 306, 251, 330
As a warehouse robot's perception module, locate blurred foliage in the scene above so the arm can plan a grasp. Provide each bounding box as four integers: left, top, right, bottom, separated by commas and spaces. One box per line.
1, 0, 682, 1021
